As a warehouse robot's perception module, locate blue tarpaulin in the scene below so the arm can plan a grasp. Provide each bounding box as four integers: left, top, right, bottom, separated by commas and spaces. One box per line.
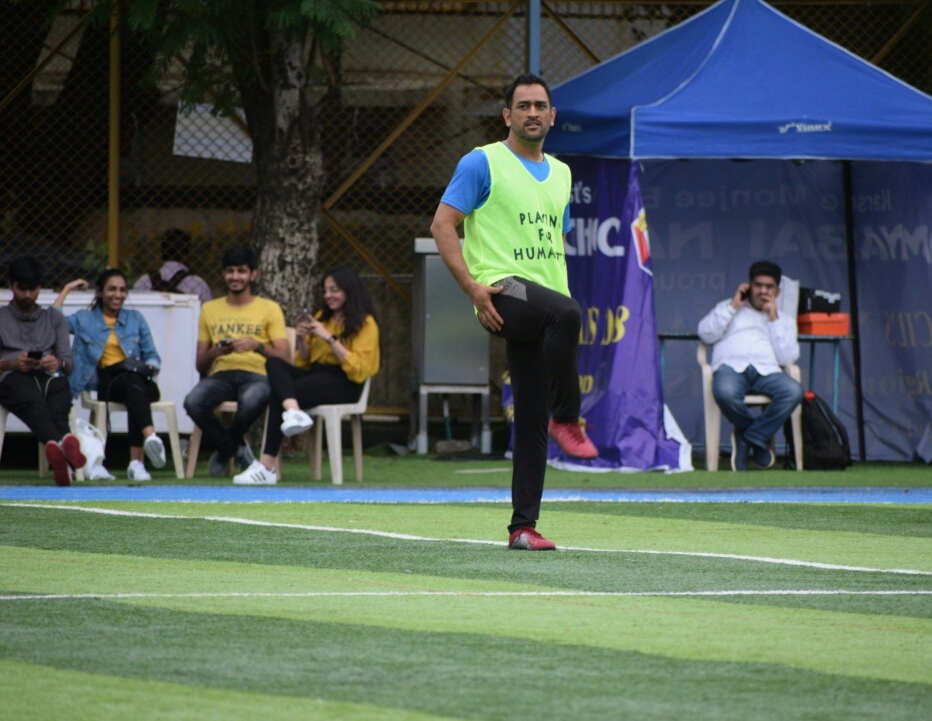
547, 0, 932, 161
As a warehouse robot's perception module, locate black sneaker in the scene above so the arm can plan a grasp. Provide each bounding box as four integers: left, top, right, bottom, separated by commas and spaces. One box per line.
753, 443, 776, 469
730, 431, 748, 472
208, 451, 227, 477
234, 443, 255, 470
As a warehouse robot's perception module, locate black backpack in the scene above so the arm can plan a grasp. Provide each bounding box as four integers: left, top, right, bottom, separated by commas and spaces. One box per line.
785, 391, 851, 470
147, 267, 189, 292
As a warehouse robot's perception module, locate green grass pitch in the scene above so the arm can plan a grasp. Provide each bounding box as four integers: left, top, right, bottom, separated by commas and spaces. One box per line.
1, 498, 930, 720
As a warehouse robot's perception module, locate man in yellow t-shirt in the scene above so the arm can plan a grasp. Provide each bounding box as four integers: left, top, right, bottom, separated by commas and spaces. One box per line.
183, 247, 291, 476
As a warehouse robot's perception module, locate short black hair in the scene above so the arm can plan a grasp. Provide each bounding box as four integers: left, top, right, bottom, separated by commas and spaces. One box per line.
7, 256, 44, 289
749, 260, 782, 286
222, 246, 258, 270
504, 73, 553, 108
160, 228, 192, 262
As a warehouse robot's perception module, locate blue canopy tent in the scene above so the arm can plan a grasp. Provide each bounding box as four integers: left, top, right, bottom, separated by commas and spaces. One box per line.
547, 0, 932, 161
547, 0, 932, 461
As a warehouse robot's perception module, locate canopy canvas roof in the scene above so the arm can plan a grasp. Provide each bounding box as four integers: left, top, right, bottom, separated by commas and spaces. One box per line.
547, 0, 932, 161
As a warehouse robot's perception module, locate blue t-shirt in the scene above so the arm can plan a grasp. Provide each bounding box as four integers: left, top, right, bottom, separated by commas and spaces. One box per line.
440, 145, 572, 234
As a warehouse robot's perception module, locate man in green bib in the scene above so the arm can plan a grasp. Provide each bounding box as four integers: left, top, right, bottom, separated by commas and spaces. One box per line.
430, 74, 597, 551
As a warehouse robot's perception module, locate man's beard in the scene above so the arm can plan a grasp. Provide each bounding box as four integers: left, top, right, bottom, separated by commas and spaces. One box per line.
516, 124, 548, 143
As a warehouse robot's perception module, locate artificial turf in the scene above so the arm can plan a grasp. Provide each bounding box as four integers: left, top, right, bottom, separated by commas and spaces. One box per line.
1, 499, 930, 721
1, 457, 930, 720
4, 599, 929, 721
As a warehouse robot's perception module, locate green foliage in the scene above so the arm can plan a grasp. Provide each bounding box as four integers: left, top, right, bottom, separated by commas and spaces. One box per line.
120, 0, 381, 115
80, 239, 135, 282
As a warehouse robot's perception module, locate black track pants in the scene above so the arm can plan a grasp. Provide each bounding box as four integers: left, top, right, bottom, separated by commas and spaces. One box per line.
486, 277, 582, 532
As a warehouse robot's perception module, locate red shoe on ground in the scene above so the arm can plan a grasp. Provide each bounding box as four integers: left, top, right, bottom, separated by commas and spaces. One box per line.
548, 419, 598, 460
60, 433, 87, 470
508, 526, 557, 551
44, 440, 72, 487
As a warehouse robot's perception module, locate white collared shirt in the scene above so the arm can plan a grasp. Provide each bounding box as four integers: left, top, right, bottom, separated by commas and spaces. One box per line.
697, 299, 799, 374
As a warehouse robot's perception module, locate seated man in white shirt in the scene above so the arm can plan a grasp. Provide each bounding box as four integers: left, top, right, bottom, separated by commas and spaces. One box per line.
697, 260, 804, 471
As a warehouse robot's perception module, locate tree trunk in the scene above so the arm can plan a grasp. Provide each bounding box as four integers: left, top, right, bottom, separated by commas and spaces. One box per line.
247, 25, 325, 322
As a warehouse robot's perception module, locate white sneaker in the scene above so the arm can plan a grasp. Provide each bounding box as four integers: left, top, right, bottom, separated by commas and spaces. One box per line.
233, 460, 277, 485
144, 435, 167, 469
127, 460, 152, 481
87, 464, 116, 481
281, 409, 313, 437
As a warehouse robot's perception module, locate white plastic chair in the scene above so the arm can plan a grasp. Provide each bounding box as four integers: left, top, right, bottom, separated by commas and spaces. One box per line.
185, 328, 295, 479
304, 377, 371, 485
81, 391, 185, 478
0, 405, 85, 481
697, 344, 803, 471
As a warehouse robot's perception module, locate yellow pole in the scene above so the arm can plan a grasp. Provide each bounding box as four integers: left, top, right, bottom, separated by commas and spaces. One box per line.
107, 3, 121, 268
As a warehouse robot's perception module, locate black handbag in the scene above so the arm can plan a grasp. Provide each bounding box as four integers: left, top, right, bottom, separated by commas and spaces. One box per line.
109, 357, 154, 381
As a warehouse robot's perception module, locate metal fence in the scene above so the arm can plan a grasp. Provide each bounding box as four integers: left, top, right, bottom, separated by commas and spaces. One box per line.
3, 0, 931, 413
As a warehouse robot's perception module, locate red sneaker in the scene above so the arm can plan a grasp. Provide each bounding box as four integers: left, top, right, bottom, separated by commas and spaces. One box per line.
44, 441, 72, 487
60, 433, 87, 470
508, 526, 556, 551
548, 419, 598, 460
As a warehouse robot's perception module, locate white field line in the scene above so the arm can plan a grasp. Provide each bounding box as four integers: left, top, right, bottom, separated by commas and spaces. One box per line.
453, 468, 511, 474
4, 502, 932, 577
1, 590, 931, 602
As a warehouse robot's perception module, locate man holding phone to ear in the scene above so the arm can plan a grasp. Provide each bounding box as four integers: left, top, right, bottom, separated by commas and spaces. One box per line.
698, 260, 803, 471
0, 256, 85, 485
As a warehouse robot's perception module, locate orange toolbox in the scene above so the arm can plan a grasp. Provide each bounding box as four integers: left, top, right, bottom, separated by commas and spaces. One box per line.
798, 312, 850, 335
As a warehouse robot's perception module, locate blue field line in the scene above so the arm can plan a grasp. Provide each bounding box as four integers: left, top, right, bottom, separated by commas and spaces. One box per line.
0, 485, 929, 504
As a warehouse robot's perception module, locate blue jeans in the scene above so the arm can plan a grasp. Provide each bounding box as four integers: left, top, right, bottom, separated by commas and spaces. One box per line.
712, 365, 803, 450
183, 370, 270, 460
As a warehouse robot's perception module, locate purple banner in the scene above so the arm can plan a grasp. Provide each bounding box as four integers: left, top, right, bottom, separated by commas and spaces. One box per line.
552, 158, 688, 470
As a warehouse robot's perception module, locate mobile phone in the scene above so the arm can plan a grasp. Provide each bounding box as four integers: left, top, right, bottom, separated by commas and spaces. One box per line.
740, 289, 749, 300
28, 350, 43, 359
219, 338, 233, 346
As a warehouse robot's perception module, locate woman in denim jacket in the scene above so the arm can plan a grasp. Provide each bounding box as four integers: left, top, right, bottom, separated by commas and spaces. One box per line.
55, 270, 164, 480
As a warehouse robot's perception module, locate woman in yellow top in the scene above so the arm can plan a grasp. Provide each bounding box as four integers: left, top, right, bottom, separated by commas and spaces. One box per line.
55, 270, 165, 481
233, 265, 380, 484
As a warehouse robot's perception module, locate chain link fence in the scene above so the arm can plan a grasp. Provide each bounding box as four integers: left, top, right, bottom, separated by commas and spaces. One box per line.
3, 0, 931, 415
